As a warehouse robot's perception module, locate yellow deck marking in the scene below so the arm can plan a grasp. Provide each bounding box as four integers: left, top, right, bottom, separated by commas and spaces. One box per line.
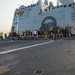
0, 67, 11, 74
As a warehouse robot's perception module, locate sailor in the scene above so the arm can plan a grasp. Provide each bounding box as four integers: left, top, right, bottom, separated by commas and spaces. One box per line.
68, 27, 72, 38
0, 32, 1, 40
65, 25, 69, 37
52, 26, 58, 39
4, 33, 7, 39
16, 31, 20, 39
33, 30, 38, 39
0, 32, 3, 40
57, 26, 60, 39
44, 29, 48, 40
21, 31, 24, 39
13, 31, 16, 40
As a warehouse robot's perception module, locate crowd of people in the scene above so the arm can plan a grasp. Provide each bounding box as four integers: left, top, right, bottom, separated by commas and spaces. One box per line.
9, 30, 38, 40
0, 25, 74, 40
8, 25, 73, 40
51, 25, 72, 39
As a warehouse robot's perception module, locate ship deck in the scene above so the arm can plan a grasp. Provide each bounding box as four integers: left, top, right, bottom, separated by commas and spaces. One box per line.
0, 38, 75, 75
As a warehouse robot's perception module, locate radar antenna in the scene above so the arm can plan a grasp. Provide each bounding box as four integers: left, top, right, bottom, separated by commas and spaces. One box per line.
32, 0, 34, 4
57, 0, 59, 6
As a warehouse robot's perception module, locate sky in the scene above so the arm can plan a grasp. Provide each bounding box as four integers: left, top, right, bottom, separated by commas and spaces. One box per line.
0, 0, 57, 33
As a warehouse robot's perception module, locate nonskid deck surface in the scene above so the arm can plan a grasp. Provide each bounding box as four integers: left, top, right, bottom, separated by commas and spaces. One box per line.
0, 38, 75, 75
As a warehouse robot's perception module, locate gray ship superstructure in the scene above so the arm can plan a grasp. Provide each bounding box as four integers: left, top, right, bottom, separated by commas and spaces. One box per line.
12, 0, 75, 32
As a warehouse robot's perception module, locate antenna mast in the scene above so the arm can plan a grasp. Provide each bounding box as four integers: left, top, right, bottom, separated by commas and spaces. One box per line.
32, 0, 34, 4
57, 0, 59, 6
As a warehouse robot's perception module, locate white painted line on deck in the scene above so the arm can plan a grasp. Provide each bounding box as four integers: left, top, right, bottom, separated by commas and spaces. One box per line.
0, 40, 54, 55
